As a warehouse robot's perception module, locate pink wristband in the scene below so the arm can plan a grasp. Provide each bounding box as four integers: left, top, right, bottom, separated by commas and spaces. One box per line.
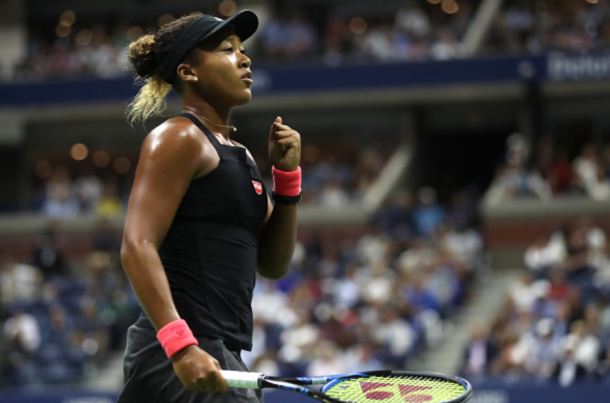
272, 166, 302, 197
157, 319, 198, 359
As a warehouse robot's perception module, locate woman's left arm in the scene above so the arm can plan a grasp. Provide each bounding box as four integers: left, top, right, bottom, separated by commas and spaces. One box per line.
257, 116, 301, 280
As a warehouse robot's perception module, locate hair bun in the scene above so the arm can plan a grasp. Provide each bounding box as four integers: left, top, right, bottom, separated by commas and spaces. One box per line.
128, 34, 158, 78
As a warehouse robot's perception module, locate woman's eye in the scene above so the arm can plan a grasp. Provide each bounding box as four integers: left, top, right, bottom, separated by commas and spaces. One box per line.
224, 47, 233, 52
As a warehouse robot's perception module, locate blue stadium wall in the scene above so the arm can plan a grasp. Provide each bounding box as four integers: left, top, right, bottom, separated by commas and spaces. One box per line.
2, 52, 610, 107
1, 383, 610, 403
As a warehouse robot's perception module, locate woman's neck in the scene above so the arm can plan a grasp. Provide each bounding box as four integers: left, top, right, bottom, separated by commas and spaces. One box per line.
182, 99, 232, 140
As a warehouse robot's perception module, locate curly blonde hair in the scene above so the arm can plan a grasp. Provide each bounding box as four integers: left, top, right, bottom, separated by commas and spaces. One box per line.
126, 13, 202, 125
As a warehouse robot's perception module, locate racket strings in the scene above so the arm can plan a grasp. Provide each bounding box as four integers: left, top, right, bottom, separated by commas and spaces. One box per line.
325, 375, 467, 403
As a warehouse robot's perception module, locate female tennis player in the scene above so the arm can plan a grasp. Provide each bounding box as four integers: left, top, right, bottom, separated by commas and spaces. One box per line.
117, 10, 300, 403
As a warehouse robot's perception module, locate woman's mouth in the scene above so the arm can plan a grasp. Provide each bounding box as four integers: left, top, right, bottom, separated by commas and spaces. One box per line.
242, 72, 253, 84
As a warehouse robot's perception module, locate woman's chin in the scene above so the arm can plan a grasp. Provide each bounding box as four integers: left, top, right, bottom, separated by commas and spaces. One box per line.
234, 90, 252, 106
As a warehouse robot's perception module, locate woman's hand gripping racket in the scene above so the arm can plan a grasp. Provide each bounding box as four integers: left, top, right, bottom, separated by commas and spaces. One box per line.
221, 370, 473, 403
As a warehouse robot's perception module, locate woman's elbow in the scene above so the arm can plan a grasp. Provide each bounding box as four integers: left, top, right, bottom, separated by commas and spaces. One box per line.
120, 236, 150, 267
120, 238, 135, 268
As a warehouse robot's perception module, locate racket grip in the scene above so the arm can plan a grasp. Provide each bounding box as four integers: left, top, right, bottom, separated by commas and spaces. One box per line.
221, 370, 262, 389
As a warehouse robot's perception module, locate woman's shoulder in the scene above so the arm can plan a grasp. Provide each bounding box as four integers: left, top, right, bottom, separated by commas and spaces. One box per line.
147, 116, 201, 142
140, 116, 205, 155
138, 116, 218, 177
136, 117, 212, 169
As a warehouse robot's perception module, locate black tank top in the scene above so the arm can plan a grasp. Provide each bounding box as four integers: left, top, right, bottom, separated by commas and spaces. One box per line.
135, 113, 268, 351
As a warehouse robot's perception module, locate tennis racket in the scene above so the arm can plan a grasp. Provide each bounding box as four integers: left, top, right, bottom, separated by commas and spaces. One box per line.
220, 369, 473, 403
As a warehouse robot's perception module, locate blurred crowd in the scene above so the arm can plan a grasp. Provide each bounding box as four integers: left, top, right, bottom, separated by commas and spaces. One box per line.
0, 184, 484, 387
30, 165, 132, 219
0, 223, 138, 387
243, 186, 483, 377
485, 133, 610, 204
11, 1, 472, 81
27, 143, 388, 217
488, 0, 610, 55
460, 216, 610, 386
259, 0, 473, 66
10, 0, 610, 83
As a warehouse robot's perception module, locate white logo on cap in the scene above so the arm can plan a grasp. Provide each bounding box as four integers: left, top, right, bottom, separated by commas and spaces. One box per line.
215, 17, 223, 22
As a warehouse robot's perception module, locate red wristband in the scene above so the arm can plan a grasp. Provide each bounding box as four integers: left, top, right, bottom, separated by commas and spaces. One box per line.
272, 166, 302, 197
157, 319, 198, 359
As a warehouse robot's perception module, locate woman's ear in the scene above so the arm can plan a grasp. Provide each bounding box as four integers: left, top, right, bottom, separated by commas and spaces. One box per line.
176, 63, 198, 83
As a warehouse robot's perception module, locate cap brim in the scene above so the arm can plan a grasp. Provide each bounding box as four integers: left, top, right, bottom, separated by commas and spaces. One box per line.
211, 10, 259, 43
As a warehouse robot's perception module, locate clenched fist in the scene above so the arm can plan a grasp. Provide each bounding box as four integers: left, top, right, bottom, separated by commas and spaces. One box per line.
268, 116, 301, 172
172, 345, 227, 394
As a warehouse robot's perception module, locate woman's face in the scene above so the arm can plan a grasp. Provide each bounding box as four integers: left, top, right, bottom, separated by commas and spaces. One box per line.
190, 29, 253, 108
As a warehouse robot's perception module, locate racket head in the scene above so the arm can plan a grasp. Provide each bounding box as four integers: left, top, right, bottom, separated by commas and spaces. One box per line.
320, 370, 472, 403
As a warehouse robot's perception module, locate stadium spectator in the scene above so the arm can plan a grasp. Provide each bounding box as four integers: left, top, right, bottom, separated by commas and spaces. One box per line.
258, 10, 291, 59
284, 11, 318, 58
279, 309, 319, 364
361, 260, 394, 305
597, 344, 610, 380
461, 323, 497, 376
41, 305, 73, 348
3, 307, 41, 355
430, 28, 461, 60
524, 234, 564, 278
553, 346, 589, 386
357, 223, 391, 265
508, 271, 548, 313
345, 342, 382, 372
0, 305, 40, 386
563, 320, 600, 373
73, 166, 103, 212
95, 180, 123, 217
373, 304, 416, 368
549, 148, 574, 195
527, 318, 561, 377
412, 187, 445, 237
359, 21, 395, 62
307, 340, 347, 376
440, 220, 483, 272
485, 164, 552, 204
0, 255, 42, 306
42, 167, 79, 218
395, 0, 431, 39
573, 144, 601, 195
318, 178, 350, 207
332, 263, 361, 311
31, 226, 66, 280
92, 218, 122, 252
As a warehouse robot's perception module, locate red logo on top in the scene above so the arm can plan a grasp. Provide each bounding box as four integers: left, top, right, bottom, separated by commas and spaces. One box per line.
252, 181, 263, 195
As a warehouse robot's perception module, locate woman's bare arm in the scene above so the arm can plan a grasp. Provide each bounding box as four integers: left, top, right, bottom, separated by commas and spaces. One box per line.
121, 118, 208, 331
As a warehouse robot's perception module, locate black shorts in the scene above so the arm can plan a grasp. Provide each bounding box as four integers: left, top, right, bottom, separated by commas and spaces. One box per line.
117, 325, 264, 403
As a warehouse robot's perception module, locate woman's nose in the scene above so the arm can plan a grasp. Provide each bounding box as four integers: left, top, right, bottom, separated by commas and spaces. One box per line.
240, 55, 251, 69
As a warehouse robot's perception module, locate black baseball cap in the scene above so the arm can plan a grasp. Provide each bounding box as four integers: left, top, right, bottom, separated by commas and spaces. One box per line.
161, 10, 258, 84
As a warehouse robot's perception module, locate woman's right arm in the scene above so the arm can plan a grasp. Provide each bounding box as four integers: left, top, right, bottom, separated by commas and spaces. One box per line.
120, 119, 227, 394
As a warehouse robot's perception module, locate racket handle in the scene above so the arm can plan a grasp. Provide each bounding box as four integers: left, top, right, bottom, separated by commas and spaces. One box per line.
221, 370, 263, 389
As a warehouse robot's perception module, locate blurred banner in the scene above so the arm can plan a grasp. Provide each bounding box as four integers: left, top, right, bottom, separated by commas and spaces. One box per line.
3, 53, 610, 107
